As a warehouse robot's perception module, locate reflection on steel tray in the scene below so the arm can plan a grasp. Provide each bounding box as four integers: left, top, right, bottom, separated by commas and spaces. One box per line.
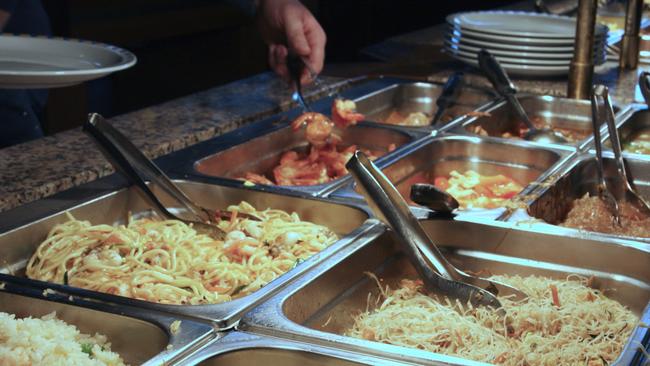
241, 219, 650, 366
0, 180, 371, 329
0, 278, 215, 366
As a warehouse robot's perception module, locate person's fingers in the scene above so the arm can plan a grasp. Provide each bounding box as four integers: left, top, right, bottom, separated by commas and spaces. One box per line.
269, 44, 291, 84
302, 14, 326, 78
284, 6, 311, 56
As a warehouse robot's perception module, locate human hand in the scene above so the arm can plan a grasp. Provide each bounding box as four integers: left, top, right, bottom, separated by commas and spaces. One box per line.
256, 0, 326, 85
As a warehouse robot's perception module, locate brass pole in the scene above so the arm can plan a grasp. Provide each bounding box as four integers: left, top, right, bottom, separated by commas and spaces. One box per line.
619, 0, 643, 69
568, 0, 597, 100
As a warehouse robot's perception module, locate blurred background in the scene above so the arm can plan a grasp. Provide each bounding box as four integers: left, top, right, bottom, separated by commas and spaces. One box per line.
38, 0, 515, 135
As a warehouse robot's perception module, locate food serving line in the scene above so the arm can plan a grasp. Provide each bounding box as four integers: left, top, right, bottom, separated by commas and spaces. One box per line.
1, 67, 650, 365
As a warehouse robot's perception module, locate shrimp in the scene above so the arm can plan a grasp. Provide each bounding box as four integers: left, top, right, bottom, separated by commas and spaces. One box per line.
291, 112, 334, 147
331, 99, 365, 128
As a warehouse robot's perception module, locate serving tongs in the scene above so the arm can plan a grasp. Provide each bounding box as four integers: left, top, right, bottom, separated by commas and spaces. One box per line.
347, 151, 527, 311
590, 86, 622, 226
592, 85, 650, 220
478, 50, 568, 144
83, 113, 244, 240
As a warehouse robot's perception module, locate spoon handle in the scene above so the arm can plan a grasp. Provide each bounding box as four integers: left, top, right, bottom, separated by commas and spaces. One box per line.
83, 114, 176, 220
85, 114, 207, 222
478, 49, 535, 130
598, 86, 631, 186
432, 71, 464, 125
590, 87, 608, 187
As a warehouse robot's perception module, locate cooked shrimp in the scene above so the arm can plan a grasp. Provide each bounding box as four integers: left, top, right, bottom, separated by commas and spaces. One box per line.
331, 99, 365, 128
291, 112, 334, 147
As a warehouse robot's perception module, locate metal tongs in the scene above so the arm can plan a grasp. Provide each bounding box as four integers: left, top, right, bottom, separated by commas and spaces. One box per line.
347, 151, 527, 311
431, 71, 464, 125
83, 113, 233, 240
592, 85, 650, 221
590, 86, 621, 226
287, 53, 311, 112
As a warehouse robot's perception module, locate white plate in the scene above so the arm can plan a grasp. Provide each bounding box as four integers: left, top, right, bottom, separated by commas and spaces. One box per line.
444, 39, 607, 65
443, 39, 583, 59
0, 34, 137, 89
446, 52, 570, 77
447, 27, 606, 47
447, 32, 606, 53
447, 11, 609, 39
443, 45, 605, 66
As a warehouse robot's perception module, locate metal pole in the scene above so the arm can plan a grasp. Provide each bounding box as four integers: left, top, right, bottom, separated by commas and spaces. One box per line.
619, 0, 643, 69
567, 0, 598, 99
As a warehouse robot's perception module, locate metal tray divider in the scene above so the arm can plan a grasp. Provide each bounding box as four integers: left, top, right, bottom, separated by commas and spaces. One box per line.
239, 219, 650, 366
0, 181, 376, 330
0, 275, 218, 366
180, 330, 417, 366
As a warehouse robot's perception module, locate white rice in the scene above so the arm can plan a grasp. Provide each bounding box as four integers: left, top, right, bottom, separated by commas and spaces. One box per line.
0, 311, 127, 366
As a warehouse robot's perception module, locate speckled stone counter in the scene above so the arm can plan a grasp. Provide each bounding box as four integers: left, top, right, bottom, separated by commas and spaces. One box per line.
0, 73, 347, 213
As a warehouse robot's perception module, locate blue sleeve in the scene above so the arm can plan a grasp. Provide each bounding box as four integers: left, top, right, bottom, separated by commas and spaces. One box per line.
223, 0, 257, 17
0, 0, 17, 13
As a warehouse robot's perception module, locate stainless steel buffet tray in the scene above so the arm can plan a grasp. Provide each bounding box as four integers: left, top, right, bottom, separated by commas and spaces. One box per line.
180, 331, 412, 366
332, 134, 573, 219
451, 95, 622, 150
192, 123, 414, 195
0, 276, 215, 366
522, 153, 650, 243
352, 81, 496, 129
0, 180, 372, 329
240, 220, 650, 365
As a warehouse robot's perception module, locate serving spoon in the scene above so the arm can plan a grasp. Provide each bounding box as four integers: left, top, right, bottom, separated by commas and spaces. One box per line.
409, 183, 459, 215
478, 49, 568, 144
594, 85, 650, 217
84, 114, 249, 240
287, 53, 312, 112
347, 151, 527, 311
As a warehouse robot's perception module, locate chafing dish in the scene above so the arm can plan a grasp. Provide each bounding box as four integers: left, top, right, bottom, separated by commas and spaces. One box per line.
240, 219, 650, 365
454, 95, 622, 149
191, 123, 413, 195
180, 331, 411, 366
352, 81, 496, 128
0, 277, 215, 366
0, 180, 372, 329
332, 135, 573, 219
524, 153, 650, 242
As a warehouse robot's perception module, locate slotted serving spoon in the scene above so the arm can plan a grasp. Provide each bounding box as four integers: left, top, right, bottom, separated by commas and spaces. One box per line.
84, 113, 240, 240
594, 85, 650, 218
347, 151, 527, 310
590, 86, 622, 226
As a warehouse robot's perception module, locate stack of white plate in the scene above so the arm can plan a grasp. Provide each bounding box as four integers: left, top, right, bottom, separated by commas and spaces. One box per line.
443, 11, 609, 77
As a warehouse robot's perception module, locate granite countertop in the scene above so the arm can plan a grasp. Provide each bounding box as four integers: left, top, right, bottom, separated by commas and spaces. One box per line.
3, 8, 649, 215
0, 73, 347, 213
